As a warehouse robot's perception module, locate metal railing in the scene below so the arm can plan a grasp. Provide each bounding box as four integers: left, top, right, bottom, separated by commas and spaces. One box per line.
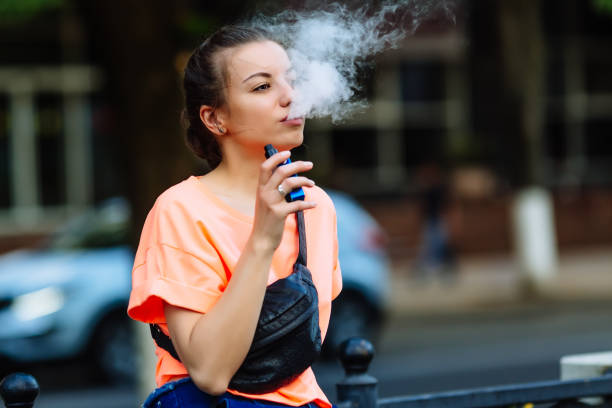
0, 372, 38, 408
3, 338, 612, 407
336, 338, 612, 408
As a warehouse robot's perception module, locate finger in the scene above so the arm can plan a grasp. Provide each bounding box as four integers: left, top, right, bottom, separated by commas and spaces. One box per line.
259, 150, 291, 184
270, 200, 317, 220
278, 177, 315, 197
280, 200, 318, 214
268, 161, 314, 189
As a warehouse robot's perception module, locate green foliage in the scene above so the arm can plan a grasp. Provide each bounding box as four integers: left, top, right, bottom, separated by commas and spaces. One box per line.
180, 13, 219, 38
0, 0, 64, 26
593, 0, 612, 15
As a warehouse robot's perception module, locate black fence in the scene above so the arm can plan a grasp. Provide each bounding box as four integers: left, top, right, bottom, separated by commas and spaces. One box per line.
3, 338, 612, 408
0, 372, 38, 408
336, 338, 612, 408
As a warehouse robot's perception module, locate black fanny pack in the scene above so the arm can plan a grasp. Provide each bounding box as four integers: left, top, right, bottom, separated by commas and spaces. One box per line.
150, 211, 321, 394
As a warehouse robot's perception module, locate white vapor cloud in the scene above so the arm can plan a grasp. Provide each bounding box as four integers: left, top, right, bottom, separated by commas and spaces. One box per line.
250, 1, 456, 122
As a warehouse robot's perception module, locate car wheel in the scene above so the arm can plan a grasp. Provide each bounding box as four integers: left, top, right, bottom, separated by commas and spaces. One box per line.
91, 313, 138, 384
323, 291, 381, 360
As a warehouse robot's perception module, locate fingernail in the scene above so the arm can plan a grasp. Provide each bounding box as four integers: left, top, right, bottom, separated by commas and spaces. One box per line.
309, 179, 315, 185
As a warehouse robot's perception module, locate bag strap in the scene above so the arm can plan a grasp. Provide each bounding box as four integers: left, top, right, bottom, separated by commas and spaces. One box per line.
150, 211, 307, 361
150, 323, 181, 361
296, 210, 307, 266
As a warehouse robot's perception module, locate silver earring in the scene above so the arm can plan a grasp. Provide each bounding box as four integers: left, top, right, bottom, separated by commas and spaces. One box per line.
218, 126, 225, 134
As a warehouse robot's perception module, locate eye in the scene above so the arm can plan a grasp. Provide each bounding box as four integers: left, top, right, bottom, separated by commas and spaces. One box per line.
253, 83, 271, 92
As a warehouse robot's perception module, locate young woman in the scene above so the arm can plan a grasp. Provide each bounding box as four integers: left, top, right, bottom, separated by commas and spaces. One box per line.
127, 26, 342, 408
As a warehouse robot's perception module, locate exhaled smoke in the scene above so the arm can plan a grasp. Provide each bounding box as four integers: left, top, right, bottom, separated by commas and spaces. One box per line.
250, 1, 456, 122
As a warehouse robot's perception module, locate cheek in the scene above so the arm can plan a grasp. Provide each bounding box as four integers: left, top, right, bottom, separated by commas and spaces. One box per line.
234, 98, 275, 124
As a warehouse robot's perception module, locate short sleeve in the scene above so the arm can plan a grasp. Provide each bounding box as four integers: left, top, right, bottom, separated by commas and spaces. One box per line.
127, 195, 228, 323
128, 243, 226, 323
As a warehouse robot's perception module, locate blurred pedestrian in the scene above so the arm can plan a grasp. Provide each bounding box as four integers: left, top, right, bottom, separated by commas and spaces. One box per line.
414, 162, 457, 281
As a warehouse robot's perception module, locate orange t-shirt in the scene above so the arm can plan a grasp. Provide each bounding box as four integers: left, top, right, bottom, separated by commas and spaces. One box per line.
128, 175, 342, 408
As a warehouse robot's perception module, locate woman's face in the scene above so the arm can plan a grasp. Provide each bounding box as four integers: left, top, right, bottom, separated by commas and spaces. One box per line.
217, 40, 304, 152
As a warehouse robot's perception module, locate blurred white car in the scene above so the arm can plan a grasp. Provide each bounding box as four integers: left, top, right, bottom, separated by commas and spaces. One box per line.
0, 191, 390, 379
324, 190, 391, 356
0, 198, 136, 382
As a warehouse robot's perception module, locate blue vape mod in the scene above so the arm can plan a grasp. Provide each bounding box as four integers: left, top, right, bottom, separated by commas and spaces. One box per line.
264, 144, 306, 202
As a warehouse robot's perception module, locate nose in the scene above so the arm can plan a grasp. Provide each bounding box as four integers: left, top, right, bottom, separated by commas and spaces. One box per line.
279, 79, 293, 108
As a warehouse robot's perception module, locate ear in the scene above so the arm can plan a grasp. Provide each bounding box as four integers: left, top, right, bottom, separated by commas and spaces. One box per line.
199, 105, 228, 136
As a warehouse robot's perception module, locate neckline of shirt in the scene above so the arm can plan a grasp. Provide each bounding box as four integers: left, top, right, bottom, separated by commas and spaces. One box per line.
188, 175, 304, 230
188, 175, 254, 223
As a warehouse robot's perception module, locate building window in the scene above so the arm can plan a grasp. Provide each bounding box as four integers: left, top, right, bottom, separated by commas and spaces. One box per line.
402, 126, 446, 166
0, 95, 9, 208
400, 61, 445, 102
0, 66, 99, 230
36, 93, 66, 206
543, 121, 567, 160
331, 127, 379, 168
585, 119, 612, 158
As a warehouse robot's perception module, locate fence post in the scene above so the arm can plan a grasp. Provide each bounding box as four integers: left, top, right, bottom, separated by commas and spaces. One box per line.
560, 351, 612, 405
0, 373, 39, 408
336, 337, 379, 408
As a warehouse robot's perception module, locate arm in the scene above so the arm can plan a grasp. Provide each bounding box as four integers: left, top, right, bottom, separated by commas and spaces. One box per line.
164, 151, 316, 395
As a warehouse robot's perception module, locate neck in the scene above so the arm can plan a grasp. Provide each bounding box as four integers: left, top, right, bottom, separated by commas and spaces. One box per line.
215, 153, 261, 195
203, 142, 266, 201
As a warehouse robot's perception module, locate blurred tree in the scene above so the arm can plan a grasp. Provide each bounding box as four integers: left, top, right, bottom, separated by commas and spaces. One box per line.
80, 0, 195, 248
469, 0, 545, 188
593, 0, 612, 15
82, 0, 258, 246
497, 0, 545, 186
0, 0, 64, 25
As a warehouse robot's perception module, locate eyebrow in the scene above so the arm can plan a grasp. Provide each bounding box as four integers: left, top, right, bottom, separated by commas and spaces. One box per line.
242, 72, 271, 83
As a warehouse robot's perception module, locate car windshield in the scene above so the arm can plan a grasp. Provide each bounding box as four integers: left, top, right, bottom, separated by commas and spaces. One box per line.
43, 197, 130, 250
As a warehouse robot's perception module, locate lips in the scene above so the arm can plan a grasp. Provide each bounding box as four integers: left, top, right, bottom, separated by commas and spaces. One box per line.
280, 115, 304, 126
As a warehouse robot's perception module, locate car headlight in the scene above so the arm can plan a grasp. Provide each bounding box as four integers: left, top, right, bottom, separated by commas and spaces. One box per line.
11, 287, 66, 321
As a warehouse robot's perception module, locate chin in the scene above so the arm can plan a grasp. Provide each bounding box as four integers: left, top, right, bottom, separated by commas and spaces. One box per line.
276, 128, 304, 150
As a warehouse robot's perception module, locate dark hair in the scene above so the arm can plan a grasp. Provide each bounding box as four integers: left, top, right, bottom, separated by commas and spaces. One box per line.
183, 25, 269, 169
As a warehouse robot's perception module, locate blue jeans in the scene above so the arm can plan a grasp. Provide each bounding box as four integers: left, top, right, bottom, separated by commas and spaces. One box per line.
142, 377, 324, 408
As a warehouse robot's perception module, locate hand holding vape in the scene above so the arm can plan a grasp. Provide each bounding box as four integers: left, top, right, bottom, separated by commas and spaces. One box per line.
264, 144, 306, 202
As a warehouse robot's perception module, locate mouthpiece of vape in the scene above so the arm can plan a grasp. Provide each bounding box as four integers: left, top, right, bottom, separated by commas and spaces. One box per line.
264, 144, 277, 159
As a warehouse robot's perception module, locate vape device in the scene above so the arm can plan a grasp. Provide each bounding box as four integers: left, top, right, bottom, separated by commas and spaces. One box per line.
264, 144, 306, 202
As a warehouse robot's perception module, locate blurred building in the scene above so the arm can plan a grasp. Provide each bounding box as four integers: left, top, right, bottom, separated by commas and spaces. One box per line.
306, 0, 612, 259
1, 0, 611, 261
0, 6, 120, 252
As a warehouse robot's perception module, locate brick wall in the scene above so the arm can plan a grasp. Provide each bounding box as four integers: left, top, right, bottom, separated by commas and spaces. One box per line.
362, 189, 612, 263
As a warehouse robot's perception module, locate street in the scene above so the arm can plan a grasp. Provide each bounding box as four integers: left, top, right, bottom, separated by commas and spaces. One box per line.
22, 299, 612, 407
316, 299, 612, 399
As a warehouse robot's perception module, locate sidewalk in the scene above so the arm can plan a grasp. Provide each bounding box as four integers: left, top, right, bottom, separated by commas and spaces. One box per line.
389, 247, 612, 315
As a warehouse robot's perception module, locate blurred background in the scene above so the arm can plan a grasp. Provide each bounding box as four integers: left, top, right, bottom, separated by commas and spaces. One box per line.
0, 1, 611, 407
